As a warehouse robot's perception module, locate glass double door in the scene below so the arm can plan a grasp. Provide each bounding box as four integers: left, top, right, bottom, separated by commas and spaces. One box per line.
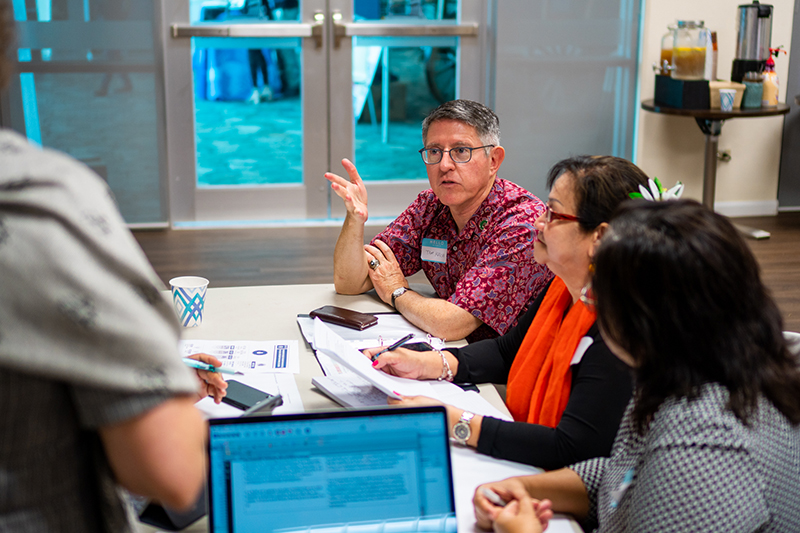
164, 0, 484, 224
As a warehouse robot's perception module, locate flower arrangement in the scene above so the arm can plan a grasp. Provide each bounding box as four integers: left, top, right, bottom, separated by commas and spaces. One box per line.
629, 177, 684, 201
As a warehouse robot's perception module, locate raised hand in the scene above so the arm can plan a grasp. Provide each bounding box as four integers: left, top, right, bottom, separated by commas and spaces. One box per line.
325, 158, 369, 223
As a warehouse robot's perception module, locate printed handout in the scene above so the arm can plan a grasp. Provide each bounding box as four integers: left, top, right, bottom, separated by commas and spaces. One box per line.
180, 339, 299, 374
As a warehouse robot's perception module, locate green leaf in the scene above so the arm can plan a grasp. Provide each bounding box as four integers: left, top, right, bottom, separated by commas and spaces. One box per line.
629, 192, 644, 199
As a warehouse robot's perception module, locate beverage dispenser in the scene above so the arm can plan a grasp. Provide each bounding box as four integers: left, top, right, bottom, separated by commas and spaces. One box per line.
672, 21, 710, 80
731, 1, 773, 82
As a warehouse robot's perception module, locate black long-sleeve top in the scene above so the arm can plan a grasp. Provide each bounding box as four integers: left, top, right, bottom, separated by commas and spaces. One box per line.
449, 281, 633, 470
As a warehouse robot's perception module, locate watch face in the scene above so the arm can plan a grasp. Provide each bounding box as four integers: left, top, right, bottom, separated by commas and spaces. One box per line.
393, 287, 406, 297
453, 422, 470, 441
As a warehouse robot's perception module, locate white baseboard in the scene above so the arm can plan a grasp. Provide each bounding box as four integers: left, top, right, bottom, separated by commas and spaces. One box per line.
714, 200, 778, 218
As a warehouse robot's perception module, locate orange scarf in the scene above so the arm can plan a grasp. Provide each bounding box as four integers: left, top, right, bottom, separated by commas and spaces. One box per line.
506, 277, 597, 427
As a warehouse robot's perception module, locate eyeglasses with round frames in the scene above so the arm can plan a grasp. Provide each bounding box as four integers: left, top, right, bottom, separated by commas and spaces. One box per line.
543, 204, 582, 224
419, 145, 495, 165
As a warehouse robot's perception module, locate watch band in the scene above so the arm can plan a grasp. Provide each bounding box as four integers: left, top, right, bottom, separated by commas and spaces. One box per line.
391, 287, 413, 308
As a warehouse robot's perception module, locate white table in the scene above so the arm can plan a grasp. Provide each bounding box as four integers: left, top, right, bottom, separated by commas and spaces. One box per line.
178, 283, 508, 412
138, 284, 581, 533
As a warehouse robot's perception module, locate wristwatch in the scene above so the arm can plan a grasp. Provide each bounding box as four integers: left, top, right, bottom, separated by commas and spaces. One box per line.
391, 286, 412, 308
453, 411, 475, 445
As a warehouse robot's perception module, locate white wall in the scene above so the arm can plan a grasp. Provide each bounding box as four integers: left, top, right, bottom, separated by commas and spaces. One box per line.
492, 0, 641, 202
636, 0, 795, 216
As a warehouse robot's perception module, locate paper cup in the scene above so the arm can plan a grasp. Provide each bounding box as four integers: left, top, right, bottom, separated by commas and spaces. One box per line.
169, 276, 209, 327
719, 89, 737, 112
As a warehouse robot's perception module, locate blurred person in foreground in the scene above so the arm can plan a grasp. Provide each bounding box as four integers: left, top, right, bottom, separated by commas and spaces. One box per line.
369, 156, 649, 469
327, 99, 552, 343
0, 3, 226, 530
474, 200, 800, 533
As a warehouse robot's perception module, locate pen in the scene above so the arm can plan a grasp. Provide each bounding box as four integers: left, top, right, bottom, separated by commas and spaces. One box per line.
371, 333, 415, 362
182, 357, 241, 375
481, 488, 507, 507
242, 394, 283, 417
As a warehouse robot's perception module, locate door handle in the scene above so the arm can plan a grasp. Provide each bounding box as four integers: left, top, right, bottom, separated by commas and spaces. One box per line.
171, 17, 324, 49
332, 19, 478, 48
172, 23, 314, 38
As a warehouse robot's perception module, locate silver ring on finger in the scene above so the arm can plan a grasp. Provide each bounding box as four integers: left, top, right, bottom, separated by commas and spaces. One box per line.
369, 259, 380, 270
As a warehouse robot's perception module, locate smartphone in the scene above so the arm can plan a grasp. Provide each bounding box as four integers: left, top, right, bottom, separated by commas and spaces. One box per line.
222, 380, 279, 411
403, 342, 435, 352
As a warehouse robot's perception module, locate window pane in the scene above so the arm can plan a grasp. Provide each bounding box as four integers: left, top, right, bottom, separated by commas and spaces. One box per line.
35, 72, 162, 222
10, 0, 164, 224
354, 0, 457, 21
190, 2, 302, 187
193, 43, 302, 187
353, 45, 454, 182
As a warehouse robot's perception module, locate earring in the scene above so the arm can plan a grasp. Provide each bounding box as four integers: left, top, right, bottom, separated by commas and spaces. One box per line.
580, 282, 596, 308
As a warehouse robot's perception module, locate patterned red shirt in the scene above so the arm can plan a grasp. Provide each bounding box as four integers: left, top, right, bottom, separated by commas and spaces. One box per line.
372, 178, 553, 342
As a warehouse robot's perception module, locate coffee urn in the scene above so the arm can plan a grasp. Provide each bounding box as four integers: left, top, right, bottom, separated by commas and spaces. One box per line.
731, 1, 773, 82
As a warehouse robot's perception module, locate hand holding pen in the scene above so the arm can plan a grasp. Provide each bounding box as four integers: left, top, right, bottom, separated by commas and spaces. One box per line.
182, 354, 232, 404
369, 333, 415, 362
182, 357, 241, 375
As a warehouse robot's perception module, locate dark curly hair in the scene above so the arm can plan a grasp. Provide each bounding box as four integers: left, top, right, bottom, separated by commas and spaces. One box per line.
546, 155, 651, 232
594, 199, 800, 434
0, 0, 12, 89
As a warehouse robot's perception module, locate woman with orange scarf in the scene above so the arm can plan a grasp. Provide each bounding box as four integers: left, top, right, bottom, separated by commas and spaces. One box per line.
370, 155, 650, 469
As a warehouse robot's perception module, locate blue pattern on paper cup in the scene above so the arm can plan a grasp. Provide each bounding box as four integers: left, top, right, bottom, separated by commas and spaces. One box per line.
720, 90, 736, 112
173, 285, 207, 327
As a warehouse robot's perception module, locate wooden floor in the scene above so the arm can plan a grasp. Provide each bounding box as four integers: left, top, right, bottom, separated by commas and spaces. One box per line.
134, 212, 800, 331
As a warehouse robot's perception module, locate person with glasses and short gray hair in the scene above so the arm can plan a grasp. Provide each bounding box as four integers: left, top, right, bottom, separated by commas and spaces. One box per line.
326, 99, 552, 343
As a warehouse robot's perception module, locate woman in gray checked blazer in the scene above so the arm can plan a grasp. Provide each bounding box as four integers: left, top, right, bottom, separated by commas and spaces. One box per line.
473, 199, 800, 533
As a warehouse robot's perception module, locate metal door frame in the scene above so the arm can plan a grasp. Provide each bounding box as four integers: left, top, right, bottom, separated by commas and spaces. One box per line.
161, 0, 489, 225
777, 0, 800, 210
161, 0, 331, 224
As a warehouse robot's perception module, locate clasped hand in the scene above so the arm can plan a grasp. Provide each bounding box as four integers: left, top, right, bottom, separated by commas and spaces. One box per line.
363, 239, 409, 305
474, 479, 553, 533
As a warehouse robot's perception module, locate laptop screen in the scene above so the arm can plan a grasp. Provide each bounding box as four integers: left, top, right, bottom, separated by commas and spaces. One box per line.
207, 406, 456, 533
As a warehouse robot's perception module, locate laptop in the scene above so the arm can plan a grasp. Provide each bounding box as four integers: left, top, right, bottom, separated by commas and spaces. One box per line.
207, 406, 457, 533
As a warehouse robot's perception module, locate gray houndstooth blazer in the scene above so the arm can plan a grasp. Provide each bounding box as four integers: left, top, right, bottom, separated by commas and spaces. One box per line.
572, 382, 800, 532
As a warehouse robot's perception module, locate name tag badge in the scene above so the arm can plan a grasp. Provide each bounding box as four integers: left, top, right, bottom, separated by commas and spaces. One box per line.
421, 238, 447, 264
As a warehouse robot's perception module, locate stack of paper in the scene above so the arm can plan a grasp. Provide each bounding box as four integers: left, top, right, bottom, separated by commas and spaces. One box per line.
297, 313, 445, 351
311, 319, 511, 421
